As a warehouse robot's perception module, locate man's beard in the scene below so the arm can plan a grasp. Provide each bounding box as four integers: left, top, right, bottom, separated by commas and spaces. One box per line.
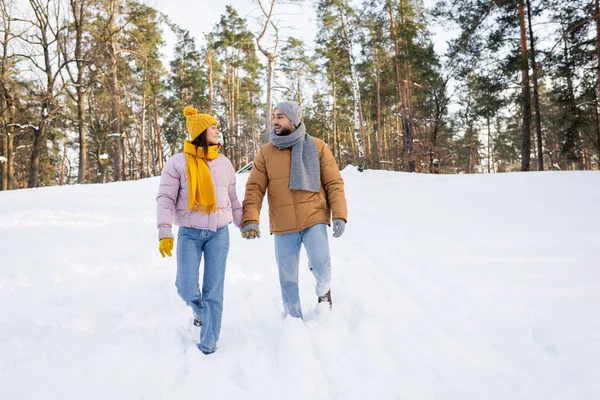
275, 126, 293, 136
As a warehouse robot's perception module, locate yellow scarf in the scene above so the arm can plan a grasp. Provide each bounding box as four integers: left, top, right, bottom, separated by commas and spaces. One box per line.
183, 141, 220, 213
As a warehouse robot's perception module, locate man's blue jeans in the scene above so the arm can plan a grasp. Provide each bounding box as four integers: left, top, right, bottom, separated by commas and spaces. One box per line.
176, 225, 229, 353
274, 223, 331, 319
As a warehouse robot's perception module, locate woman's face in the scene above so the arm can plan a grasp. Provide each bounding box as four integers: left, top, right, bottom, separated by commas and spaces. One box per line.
205, 124, 220, 145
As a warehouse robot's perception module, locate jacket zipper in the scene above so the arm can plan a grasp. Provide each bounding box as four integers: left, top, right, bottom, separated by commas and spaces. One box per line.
293, 190, 300, 231
290, 150, 301, 231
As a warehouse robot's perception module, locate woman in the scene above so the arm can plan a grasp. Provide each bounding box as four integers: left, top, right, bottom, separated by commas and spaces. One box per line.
156, 106, 242, 354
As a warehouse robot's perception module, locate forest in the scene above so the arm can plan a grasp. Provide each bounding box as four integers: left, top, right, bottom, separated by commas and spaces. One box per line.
1, 0, 599, 190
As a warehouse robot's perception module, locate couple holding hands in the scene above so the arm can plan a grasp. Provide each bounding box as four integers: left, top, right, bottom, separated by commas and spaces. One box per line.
156, 101, 347, 354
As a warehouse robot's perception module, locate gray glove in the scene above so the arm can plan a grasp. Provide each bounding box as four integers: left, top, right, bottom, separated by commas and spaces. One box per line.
332, 219, 345, 238
241, 223, 261, 239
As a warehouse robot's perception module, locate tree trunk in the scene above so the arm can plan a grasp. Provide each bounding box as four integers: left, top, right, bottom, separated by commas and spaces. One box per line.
467, 125, 473, 173
386, 0, 412, 172
98, 156, 108, 183
0, 125, 7, 189
375, 48, 382, 169
250, 92, 256, 162
76, 82, 86, 183
72, 0, 87, 183
597, 92, 600, 167
1, 132, 5, 190
107, 0, 122, 181
238, 67, 242, 167
0, 0, 10, 190
365, 116, 371, 167
561, 21, 583, 168
226, 60, 234, 158
146, 101, 152, 177
28, 0, 56, 188
526, 0, 543, 171
5, 126, 13, 188
140, 92, 146, 179
395, 113, 401, 169
0, 75, 13, 191
577, 130, 585, 170
153, 92, 163, 171
208, 49, 214, 115
337, 0, 365, 172
596, 0, 600, 167
29, 84, 52, 188
28, 125, 43, 188
60, 135, 68, 185
464, 83, 474, 174
296, 62, 302, 109
430, 125, 438, 173
122, 131, 128, 180
250, 91, 257, 155
332, 70, 338, 164
256, 0, 279, 143
487, 115, 492, 173
264, 56, 274, 141
400, 0, 416, 173
518, 0, 532, 171
430, 89, 443, 173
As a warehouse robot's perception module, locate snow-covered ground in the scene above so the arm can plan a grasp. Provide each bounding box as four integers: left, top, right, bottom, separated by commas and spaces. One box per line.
1, 168, 599, 400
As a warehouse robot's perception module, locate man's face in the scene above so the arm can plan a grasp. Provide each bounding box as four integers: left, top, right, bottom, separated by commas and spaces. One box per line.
272, 110, 296, 136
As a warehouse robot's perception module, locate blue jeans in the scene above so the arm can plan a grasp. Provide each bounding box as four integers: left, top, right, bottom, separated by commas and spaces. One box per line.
274, 223, 331, 319
176, 225, 230, 353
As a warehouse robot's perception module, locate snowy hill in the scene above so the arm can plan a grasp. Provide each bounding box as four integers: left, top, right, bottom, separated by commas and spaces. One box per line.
1, 169, 599, 400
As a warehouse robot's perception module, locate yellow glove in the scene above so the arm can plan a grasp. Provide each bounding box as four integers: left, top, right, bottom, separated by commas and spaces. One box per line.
159, 238, 174, 257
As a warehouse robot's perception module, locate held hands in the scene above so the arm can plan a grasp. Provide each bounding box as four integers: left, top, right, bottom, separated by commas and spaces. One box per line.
159, 238, 174, 257
332, 219, 345, 238
241, 223, 261, 239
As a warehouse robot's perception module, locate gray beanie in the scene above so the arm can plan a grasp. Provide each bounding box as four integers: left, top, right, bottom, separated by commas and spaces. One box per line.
274, 101, 302, 126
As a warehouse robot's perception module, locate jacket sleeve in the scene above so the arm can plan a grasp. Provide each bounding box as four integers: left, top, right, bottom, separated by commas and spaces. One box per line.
156, 156, 181, 238
320, 142, 348, 223
229, 167, 243, 228
242, 147, 269, 226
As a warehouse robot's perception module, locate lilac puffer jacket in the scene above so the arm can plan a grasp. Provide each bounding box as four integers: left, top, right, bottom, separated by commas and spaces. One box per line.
156, 153, 242, 239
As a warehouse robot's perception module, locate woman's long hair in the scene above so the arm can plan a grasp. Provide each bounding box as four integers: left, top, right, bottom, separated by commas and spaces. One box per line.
191, 128, 209, 156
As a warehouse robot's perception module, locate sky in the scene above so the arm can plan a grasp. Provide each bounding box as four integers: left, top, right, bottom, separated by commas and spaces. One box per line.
148, 0, 319, 55
147, 0, 448, 63
1, 168, 600, 399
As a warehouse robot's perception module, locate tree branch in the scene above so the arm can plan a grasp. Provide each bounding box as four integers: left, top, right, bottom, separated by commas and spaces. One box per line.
255, 0, 279, 58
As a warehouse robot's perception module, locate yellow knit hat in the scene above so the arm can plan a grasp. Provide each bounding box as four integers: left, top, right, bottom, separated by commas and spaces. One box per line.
184, 106, 217, 141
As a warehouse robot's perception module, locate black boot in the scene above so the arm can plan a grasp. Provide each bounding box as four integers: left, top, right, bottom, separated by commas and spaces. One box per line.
317, 290, 332, 309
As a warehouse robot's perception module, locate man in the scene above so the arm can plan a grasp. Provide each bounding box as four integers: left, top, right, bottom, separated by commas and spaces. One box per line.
241, 101, 348, 319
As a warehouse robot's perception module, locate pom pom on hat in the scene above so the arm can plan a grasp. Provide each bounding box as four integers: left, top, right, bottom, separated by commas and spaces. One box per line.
184, 106, 198, 117
183, 106, 217, 141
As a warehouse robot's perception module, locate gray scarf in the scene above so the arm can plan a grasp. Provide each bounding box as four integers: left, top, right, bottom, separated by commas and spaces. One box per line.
270, 123, 321, 192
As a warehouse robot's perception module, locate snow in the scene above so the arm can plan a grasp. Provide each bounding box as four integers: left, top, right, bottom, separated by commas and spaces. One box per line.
1, 168, 600, 399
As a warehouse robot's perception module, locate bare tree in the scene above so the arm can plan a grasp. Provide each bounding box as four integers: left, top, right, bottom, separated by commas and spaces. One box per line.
61, 0, 90, 184
255, 0, 279, 142
16, 0, 68, 187
104, 0, 123, 181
